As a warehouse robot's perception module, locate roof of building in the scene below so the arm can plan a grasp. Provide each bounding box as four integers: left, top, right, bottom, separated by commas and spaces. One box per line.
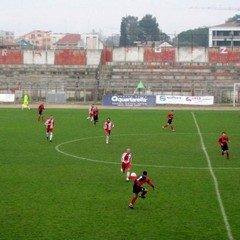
0, 40, 18, 47
56, 34, 81, 45
212, 19, 240, 28
159, 41, 173, 47
20, 30, 51, 38
16, 39, 33, 48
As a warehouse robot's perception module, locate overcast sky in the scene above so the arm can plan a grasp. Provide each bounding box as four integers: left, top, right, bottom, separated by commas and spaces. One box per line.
1, 0, 239, 37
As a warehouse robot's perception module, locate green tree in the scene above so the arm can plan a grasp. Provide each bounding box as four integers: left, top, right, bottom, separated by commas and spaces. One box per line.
160, 32, 171, 44
119, 14, 170, 46
119, 16, 139, 47
138, 14, 160, 42
177, 27, 209, 47
119, 20, 127, 46
226, 14, 240, 23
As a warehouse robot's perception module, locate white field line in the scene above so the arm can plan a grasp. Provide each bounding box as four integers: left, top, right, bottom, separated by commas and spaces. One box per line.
55, 135, 240, 171
191, 112, 233, 240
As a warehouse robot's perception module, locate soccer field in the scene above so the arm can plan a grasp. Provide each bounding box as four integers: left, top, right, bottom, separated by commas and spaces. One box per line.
0, 108, 239, 240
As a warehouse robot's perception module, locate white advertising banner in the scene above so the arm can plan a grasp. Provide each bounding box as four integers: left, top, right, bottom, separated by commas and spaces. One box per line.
156, 95, 214, 105
0, 94, 15, 102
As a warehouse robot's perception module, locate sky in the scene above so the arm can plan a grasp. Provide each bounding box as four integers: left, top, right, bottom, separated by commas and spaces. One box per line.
1, 0, 239, 37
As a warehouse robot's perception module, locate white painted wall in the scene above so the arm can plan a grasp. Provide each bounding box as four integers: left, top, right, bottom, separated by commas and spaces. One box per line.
112, 47, 144, 62
23, 50, 55, 64
176, 47, 208, 62
87, 50, 102, 65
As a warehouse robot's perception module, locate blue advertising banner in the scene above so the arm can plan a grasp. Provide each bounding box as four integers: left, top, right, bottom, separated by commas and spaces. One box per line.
103, 95, 156, 107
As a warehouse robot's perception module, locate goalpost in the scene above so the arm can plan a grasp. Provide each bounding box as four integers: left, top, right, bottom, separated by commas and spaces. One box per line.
233, 83, 240, 107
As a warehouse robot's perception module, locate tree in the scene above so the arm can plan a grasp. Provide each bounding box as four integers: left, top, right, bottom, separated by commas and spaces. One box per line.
119, 20, 127, 46
159, 32, 171, 44
119, 16, 139, 47
226, 14, 240, 23
177, 27, 209, 47
119, 14, 171, 46
138, 14, 160, 42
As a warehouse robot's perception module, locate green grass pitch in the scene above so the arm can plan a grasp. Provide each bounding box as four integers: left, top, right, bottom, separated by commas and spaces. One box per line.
0, 108, 239, 240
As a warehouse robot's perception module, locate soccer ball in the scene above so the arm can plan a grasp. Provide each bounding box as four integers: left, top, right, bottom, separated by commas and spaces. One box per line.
130, 172, 137, 177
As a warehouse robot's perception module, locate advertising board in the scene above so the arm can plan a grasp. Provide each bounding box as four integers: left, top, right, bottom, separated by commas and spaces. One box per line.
103, 95, 156, 107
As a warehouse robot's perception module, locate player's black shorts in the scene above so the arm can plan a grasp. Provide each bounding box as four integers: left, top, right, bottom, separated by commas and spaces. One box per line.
39, 110, 43, 115
221, 144, 228, 151
133, 185, 146, 194
168, 119, 173, 124
94, 115, 98, 121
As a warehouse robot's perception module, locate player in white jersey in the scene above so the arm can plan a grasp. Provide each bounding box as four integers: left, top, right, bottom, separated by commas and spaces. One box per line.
121, 148, 132, 181
45, 115, 55, 142
103, 117, 114, 144
87, 104, 94, 121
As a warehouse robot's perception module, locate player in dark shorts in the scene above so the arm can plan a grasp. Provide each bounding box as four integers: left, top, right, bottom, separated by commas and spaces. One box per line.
129, 171, 155, 209
218, 132, 230, 159
93, 107, 99, 125
38, 103, 45, 122
162, 110, 175, 131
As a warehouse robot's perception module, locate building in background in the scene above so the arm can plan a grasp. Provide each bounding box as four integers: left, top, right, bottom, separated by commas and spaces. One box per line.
0, 40, 19, 49
0, 30, 14, 41
50, 33, 66, 49
17, 30, 52, 50
209, 19, 240, 47
55, 33, 81, 49
81, 33, 103, 49
15, 39, 33, 50
104, 34, 120, 47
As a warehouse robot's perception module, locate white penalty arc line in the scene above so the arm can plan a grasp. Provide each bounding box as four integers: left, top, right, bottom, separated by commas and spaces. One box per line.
55, 134, 240, 171
192, 112, 234, 240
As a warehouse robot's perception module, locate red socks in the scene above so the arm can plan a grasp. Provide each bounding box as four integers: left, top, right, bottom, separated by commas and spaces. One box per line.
130, 196, 137, 205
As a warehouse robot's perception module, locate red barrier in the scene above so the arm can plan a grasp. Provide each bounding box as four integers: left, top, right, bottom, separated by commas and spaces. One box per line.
208, 48, 240, 63
144, 48, 175, 62
0, 50, 23, 64
55, 49, 87, 65
102, 48, 112, 64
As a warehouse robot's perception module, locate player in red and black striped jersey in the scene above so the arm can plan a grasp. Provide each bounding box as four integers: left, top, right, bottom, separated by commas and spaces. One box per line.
162, 110, 175, 132
93, 107, 99, 125
129, 171, 155, 209
218, 132, 230, 160
38, 103, 45, 122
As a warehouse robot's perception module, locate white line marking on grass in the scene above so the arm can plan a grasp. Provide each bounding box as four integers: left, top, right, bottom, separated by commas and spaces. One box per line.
192, 112, 234, 240
56, 135, 240, 171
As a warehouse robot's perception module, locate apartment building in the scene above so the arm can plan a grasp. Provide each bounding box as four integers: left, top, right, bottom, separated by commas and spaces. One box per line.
209, 19, 240, 47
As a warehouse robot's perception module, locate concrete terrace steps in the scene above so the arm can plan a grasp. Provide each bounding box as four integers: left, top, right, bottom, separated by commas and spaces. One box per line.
108, 62, 239, 83
103, 62, 240, 97
111, 73, 238, 81
0, 64, 98, 75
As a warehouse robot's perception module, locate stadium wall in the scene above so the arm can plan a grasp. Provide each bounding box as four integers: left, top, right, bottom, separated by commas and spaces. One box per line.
0, 47, 240, 104
1, 47, 240, 64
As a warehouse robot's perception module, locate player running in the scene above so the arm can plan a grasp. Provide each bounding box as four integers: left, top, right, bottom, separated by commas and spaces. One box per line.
121, 148, 132, 181
218, 132, 230, 160
87, 104, 94, 121
129, 171, 155, 209
93, 107, 99, 125
45, 115, 55, 142
162, 110, 175, 131
38, 103, 45, 122
104, 117, 114, 144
